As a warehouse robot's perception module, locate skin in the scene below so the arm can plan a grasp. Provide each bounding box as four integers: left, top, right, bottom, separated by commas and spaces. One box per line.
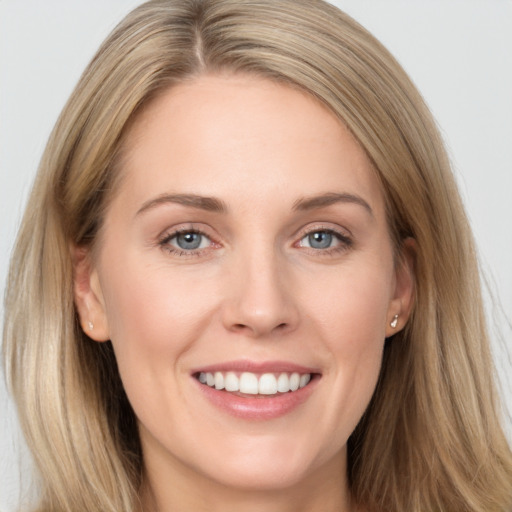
74, 75, 414, 512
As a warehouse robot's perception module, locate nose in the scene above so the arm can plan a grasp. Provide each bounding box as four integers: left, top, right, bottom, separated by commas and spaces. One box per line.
221, 248, 300, 339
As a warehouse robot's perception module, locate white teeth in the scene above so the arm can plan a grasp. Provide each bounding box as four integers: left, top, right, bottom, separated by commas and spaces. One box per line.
289, 372, 300, 391
239, 372, 259, 394
224, 372, 239, 392
214, 372, 224, 390
299, 373, 311, 388
277, 373, 290, 392
258, 373, 277, 395
198, 370, 313, 395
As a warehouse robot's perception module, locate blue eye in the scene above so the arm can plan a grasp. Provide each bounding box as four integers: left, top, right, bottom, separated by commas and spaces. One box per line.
299, 229, 350, 251
163, 231, 211, 252
175, 232, 203, 250
306, 231, 333, 249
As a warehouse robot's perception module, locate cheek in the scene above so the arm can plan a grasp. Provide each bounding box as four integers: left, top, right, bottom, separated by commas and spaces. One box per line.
308, 259, 393, 350
97, 261, 224, 434
304, 261, 392, 425
98, 259, 220, 377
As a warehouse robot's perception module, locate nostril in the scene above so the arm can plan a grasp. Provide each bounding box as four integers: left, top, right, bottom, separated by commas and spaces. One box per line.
230, 321, 289, 336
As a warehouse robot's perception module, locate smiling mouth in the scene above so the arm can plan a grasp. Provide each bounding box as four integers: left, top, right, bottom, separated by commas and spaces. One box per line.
195, 371, 315, 396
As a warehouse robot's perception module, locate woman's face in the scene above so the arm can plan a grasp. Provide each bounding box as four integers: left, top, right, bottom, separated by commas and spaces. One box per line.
75, 75, 413, 497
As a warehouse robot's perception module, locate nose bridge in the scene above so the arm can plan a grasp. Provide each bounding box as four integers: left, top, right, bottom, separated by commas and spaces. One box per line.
222, 240, 298, 337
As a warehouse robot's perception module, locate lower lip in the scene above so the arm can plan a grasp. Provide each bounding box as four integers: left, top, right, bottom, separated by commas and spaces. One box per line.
194, 376, 319, 420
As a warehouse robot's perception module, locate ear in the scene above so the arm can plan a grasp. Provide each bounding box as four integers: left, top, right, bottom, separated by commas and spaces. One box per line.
385, 237, 416, 337
71, 245, 110, 342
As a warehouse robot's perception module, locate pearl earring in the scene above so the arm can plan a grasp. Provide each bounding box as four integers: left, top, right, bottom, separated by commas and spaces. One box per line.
390, 314, 399, 329
87, 321, 94, 330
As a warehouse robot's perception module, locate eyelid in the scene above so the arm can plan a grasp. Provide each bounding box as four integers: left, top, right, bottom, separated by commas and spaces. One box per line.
155, 222, 353, 257
157, 224, 221, 256
293, 223, 354, 253
294, 222, 353, 241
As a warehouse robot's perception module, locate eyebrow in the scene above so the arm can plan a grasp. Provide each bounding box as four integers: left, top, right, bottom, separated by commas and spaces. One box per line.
292, 192, 374, 217
135, 193, 228, 217
135, 191, 372, 218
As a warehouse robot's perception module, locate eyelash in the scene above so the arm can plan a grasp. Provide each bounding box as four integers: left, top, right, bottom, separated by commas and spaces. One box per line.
158, 226, 353, 257
158, 227, 217, 258
295, 226, 353, 256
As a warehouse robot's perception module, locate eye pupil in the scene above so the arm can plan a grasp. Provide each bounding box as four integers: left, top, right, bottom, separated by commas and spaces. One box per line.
308, 231, 332, 249
176, 232, 202, 250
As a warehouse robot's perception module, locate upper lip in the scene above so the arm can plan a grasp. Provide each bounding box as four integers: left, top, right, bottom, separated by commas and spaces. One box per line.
190, 360, 321, 375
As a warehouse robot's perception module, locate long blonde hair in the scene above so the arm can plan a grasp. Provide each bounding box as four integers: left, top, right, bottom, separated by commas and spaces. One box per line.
3, 1, 511, 511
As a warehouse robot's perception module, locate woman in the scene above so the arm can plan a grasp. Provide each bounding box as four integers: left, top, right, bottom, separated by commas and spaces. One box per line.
3, 0, 511, 511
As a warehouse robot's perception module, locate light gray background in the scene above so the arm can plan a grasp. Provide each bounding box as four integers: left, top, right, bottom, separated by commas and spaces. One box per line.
1, 1, 511, 510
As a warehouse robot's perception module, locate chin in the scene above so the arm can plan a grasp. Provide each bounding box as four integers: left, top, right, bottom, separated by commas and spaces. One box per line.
187, 435, 343, 493
198, 459, 315, 492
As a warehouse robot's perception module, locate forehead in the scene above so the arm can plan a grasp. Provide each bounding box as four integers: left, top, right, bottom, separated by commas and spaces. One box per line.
113, 74, 385, 217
